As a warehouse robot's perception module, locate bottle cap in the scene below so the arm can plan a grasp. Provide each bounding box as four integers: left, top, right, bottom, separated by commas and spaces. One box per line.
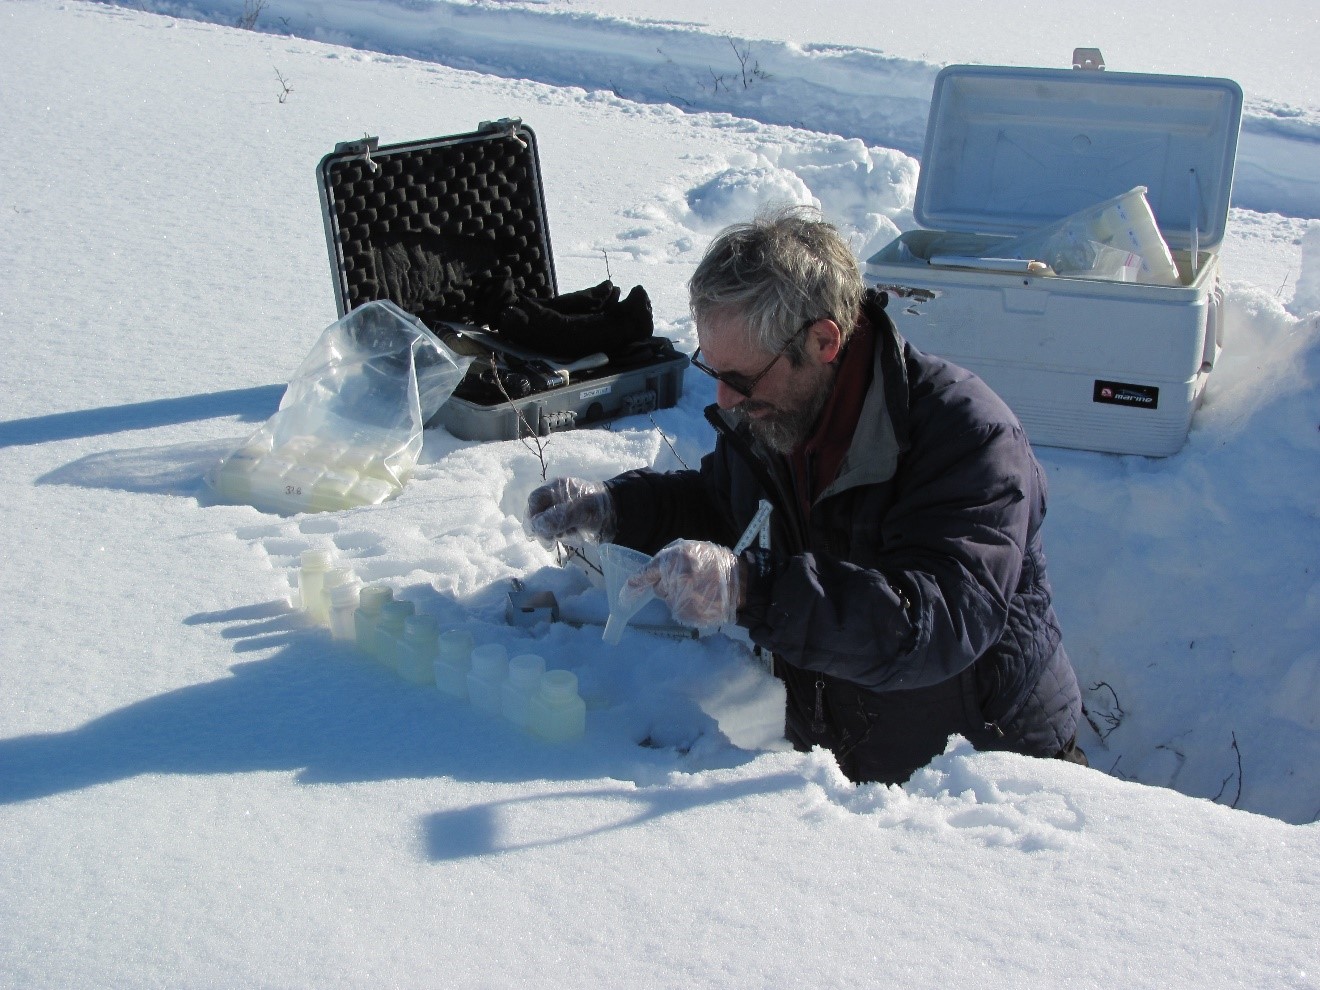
358, 584, 394, 611
470, 643, 509, 677
508, 654, 546, 688
300, 548, 335, 569
540, 669, 579, 701
404, 613, 439, 640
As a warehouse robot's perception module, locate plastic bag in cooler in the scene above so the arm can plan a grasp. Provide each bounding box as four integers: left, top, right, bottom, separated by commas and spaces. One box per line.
206, 300, 471, 514
997, 186, 1181, 285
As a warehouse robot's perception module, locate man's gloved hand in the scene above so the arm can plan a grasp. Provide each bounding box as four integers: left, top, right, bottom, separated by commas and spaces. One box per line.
525, 477, 617, 546
620, 539, 740, 629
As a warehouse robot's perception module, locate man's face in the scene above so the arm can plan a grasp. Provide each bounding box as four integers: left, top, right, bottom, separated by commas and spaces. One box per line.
698, 312, 838, 454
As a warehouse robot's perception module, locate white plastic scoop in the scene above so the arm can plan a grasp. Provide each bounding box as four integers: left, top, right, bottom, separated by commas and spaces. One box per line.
598, 543, 655, 644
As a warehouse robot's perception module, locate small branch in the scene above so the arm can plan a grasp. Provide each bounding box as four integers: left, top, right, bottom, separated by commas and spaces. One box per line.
663, 85, 694, 108
1085, 681, 1126, 740
488, 355, 548, 479
601, 248, 612, 282
274, 68, 293, 104
648, 413, 690, 470
236, 0, 265, 30
1211, 732, 1244, 808
561, 545, 603, 576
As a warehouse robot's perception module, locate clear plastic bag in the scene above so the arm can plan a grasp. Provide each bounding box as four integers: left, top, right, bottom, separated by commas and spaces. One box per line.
207, 300, 471, 514
998, 186, 1182, 286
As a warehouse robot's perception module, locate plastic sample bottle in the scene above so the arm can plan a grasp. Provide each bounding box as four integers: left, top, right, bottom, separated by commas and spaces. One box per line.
328, 580, 363, 641
312, 565, 355, 627
397, 614, 441, 685
298, 549, 335, 618
281, 464, 324, 511
502, 653, 547, 729
434, 629, 475, 699
354, 584, 395, 657
376, 599, 416, 670
310, 470, 360, 513
212, 441, 269, 502
528, 670, 587, 742
466, 643, 509, 717
347, 476, 397, 507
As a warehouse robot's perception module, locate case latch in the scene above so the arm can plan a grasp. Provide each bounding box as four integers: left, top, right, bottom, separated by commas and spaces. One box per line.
478, 117, 529, 148
1072, 48, 1105, 71
478, 117, 524, 133
332, 134, 380, 173
333, 135, 379, 155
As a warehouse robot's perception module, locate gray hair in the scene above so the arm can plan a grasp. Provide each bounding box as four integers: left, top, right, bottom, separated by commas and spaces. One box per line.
687, 205, 862, 362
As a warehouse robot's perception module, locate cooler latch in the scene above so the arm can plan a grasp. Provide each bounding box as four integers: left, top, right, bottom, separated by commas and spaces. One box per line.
1072, 48, 1105, 71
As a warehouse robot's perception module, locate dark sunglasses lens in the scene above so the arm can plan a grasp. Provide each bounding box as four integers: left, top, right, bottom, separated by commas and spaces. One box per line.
693, 350, 752, 397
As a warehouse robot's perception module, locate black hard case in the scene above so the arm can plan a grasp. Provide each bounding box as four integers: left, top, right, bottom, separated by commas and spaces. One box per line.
316, 119, 686, 441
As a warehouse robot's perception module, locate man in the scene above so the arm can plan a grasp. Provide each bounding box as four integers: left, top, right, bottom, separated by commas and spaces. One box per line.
526, 205, 1084, 784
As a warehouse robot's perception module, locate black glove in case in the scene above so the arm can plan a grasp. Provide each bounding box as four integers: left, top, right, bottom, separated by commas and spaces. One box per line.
316, 119, 687, 441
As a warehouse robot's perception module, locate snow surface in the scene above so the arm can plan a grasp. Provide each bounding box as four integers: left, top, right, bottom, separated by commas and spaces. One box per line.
1, 1, 1318, 987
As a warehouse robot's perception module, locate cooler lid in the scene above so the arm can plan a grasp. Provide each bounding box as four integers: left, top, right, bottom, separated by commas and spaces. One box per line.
914, 61, 1243, 251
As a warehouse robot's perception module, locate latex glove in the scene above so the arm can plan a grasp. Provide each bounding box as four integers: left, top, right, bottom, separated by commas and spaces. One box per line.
525, 477, 617, 546
621, 539, 740, 629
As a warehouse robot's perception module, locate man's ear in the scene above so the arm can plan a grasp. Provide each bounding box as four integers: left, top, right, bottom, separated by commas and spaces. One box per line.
809, 318, 843, 364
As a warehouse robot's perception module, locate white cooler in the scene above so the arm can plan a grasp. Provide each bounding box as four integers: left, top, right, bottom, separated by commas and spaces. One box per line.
864, 55, 1243, 456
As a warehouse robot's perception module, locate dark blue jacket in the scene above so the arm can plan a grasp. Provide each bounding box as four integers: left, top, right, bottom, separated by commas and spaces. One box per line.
608, 291, 1081, 784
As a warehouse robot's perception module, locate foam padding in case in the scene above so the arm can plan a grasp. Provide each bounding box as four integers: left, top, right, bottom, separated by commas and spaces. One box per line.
320, 128, 557, 328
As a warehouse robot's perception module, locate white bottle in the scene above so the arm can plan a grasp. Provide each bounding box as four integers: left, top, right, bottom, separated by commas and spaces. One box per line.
434, 629, 475, 699
502, 653, 546, 729
310, 469, 360, 513
328, 580, 363, 641
298, 549, 335, 620
466, 643, 509, 717
313, 566, 355, 628
528, 670, 587, 742
376, 599, 416, 670
398, 614, 440, 685
354, 585, 395, 657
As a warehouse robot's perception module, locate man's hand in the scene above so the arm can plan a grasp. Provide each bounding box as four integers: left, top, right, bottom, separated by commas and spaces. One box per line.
525, 477, 617, 546
621, 539, 740, 629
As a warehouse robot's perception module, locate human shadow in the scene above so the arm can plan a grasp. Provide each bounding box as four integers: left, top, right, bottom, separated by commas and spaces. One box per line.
0, 384, 283, 448
424, 773, 803, 861
0, 592, 755, 807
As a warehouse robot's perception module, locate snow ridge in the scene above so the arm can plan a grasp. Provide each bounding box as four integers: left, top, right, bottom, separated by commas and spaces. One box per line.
120, 0, 1320, 219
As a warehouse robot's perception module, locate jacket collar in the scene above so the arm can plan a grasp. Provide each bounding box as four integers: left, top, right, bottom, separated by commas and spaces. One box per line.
704, 289, 911, 501
817, 290, 908, 499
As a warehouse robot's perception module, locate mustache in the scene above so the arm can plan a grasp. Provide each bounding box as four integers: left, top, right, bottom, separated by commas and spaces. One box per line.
732, 399, 777, 418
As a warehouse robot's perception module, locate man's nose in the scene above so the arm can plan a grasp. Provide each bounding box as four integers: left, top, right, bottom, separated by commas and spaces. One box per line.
715, 380, 745, 410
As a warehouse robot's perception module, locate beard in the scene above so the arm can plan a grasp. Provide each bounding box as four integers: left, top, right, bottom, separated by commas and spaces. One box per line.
734, 372, 834, 455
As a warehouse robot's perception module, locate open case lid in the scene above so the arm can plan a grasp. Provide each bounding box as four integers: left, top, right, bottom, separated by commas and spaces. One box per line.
317, 118, 557, 325
914, 59, 1243, 251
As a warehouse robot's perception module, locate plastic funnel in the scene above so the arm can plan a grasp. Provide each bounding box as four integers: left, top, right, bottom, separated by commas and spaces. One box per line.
598, 543, 655, 644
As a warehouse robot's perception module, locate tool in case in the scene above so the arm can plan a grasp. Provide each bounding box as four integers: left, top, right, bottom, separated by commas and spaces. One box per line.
865, 51, 1243, 457
317, 119, 686, 442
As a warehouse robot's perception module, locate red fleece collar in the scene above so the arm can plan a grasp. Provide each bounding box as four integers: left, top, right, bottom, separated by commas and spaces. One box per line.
789, 315, 875, 511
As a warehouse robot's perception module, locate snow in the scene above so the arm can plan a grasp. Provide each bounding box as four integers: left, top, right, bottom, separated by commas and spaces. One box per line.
1, 0, 1318, 987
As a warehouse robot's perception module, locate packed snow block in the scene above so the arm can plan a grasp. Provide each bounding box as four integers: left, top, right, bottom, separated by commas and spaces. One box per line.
865, 59, 1243, 457
318, 119, 687, 442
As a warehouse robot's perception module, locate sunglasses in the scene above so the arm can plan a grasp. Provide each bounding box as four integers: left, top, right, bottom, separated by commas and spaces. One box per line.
691, 317, 820, 399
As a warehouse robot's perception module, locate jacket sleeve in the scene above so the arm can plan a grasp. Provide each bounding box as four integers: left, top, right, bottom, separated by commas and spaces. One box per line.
605, 457, 740, 555
738, 416, 1039, 693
